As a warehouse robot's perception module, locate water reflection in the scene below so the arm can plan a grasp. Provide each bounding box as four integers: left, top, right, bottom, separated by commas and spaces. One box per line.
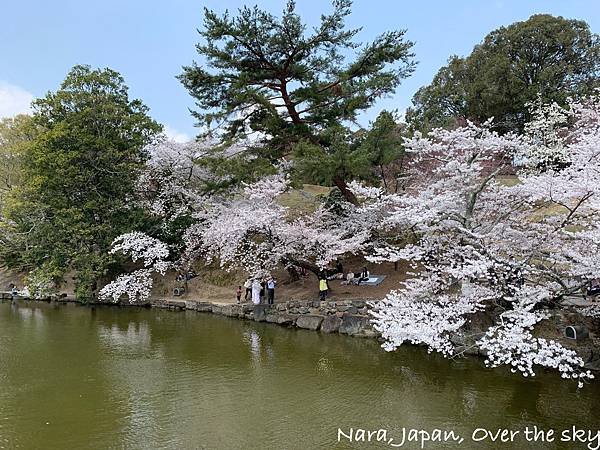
316, 356, 333, 374
13, 304, 46, 325
98, 322, 152, 352
0, 301, 599, 450
243, 329, 261, 364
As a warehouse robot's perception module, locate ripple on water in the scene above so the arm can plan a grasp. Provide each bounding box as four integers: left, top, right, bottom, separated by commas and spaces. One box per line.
0, 301, 599, 449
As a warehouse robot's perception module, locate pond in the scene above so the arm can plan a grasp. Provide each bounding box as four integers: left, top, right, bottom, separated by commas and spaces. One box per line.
0, 301, 598, 449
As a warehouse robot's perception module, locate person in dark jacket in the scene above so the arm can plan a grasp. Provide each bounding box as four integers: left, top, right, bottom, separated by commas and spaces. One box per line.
267, 277, 276, 304
357, 267, 370, 285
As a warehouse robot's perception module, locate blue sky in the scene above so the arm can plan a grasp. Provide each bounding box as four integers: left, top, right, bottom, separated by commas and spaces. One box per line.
2, 0, 599, 141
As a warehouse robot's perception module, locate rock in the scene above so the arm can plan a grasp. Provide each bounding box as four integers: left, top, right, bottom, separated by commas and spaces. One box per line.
221, 305, 241, 317
352, 300, 366, 308
296, 314, 323, 330
360, 328, 379, 338
339, 313, 370, 336
584, 346, 600, 371
298, 306, 309, 314
336, 305, 349, 312
166, 300, 186, 310
184, 301, 198, 311
276, 314, 298, 326
253, 305, 269, 322
276, 304, 287, 312
321, 315, 342, 333
347, 306, 358, 314
266, 314, 279, 323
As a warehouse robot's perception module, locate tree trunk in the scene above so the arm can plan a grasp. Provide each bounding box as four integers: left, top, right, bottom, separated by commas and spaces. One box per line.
333, 176, 359, 206
286, 258, 321, 278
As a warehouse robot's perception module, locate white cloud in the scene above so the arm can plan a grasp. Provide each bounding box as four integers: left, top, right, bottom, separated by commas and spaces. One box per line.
164, 125, 191, 143
0, 81, 34, 118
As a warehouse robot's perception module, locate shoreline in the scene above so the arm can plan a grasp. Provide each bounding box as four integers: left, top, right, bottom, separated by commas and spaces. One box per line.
3, 293, 599, 372
0, 292, 379, 338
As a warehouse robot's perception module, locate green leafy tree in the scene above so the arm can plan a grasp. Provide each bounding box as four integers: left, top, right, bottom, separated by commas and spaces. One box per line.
293, 110, 405, 193
407, 14, 600, 133
0, 115, 41, 263
0, 115, 39, 207
179, 0, 415, 204
1, 65, 161, 300
359, 110, 405, 191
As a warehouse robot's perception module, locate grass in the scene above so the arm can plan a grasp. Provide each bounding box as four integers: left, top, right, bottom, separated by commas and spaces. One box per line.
495, 175, 521, 187
278, 184, 331, 216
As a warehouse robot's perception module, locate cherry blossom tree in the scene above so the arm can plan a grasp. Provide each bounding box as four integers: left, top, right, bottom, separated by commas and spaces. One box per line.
369, 97, 600, 386
137, 137, 216, 223
98, 97, 599, 387
99, 232, 171, 303
182, 173, 377, 278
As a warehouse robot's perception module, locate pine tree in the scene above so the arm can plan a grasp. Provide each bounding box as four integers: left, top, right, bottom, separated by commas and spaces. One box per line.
179, 0, 415, 204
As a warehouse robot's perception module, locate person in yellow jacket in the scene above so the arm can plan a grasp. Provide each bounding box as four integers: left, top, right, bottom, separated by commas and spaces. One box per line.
319, 278, 329, 300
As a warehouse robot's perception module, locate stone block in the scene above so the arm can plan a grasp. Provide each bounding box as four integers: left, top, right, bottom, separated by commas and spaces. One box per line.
253, 305, 269, 322
266, 314, 279, 323
276, 314, 298, 326
321, 315, 342, 333
339, 313, 370, 336
221, 304, 241, 317
296, 314, 323, 330
166, 300, 186, 310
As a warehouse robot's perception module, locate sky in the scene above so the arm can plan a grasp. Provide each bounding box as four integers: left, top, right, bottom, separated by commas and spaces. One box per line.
2, 0, 600, 142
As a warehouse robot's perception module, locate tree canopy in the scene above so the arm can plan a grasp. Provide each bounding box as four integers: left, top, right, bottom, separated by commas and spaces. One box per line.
0, 65, 162, 300
0, 115, 39, 208
179, 0, 415, 203
406, 14, 600, 133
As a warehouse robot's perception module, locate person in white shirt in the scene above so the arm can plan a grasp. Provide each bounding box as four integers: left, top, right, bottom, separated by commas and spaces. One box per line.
244, 277, 252, 301
251, 279, 261, 305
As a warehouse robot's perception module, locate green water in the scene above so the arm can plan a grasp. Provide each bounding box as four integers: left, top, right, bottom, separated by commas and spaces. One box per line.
0, 301, 598, 450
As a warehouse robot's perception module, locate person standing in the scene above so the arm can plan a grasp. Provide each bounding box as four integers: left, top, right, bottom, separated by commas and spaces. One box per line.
260, 280, 266, 303
244, 277, 252, 301
319, 278, 328, 300
357, 267, 370, 285
251, 279, 261, 305
266, 277, 276, 305
236, 285, 242, 303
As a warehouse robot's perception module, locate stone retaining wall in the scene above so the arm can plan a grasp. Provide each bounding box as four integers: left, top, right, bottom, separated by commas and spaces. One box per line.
4, 292, 598, 370
152, 298, 379, 338
150, 297, 600, 370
